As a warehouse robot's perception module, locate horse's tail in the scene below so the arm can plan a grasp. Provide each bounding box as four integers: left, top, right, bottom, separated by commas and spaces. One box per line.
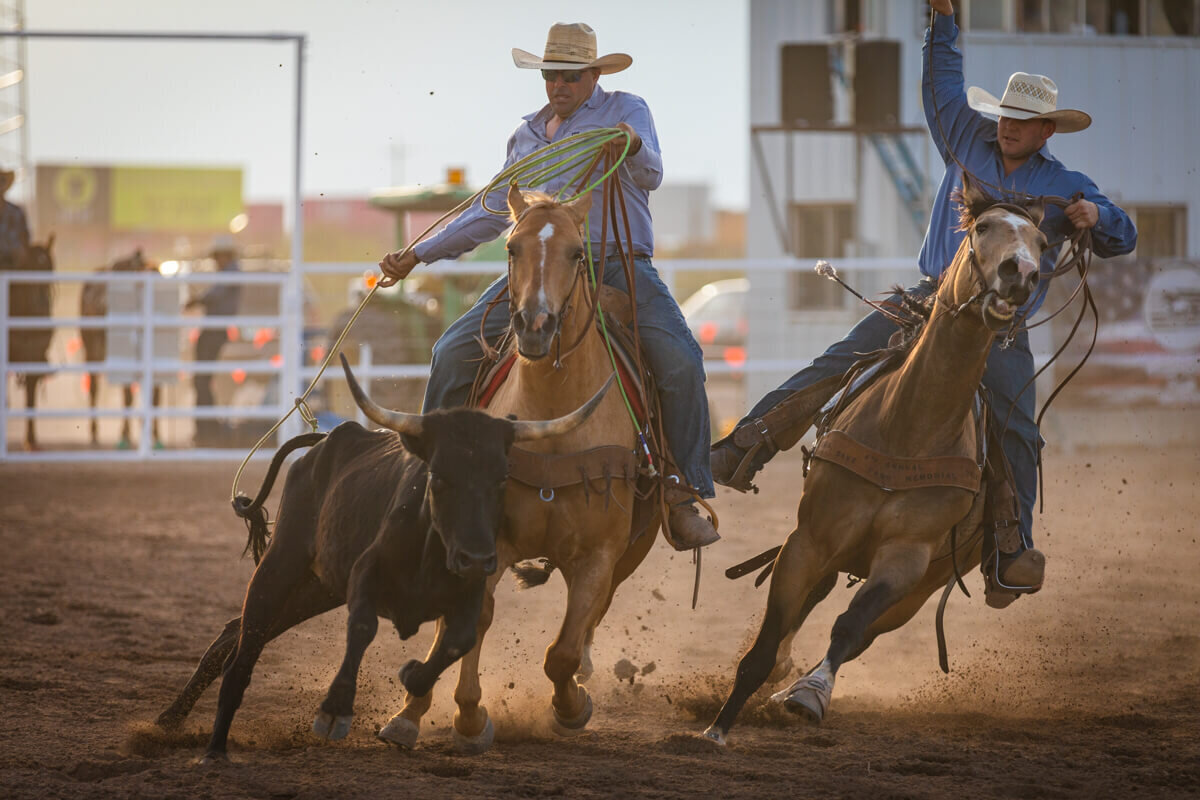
233, 432, 326, 564
510, 558, 557, 589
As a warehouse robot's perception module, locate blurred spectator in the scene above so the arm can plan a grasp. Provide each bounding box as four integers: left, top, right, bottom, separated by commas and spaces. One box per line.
185, 234, 242, 445
0, 168, 30, 269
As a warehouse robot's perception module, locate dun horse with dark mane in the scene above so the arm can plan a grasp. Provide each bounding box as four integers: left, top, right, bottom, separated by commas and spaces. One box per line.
703, 180, 1047, 744
380, 187, 661, 753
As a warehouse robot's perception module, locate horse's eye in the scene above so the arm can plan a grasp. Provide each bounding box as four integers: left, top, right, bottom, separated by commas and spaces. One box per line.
975, 223, 989, 235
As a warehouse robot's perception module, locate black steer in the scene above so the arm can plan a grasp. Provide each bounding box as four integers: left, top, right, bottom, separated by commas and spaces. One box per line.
158, 356, 613, 764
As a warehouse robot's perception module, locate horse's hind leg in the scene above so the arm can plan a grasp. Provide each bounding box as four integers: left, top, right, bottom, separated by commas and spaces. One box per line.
157, 573, 340, 730
23, 377, 38, 450
769, 570, 838, 684
449, 568, 504, 754
704, 528, 833, 744
774, 542, 933, 725
88, 372, 100, 446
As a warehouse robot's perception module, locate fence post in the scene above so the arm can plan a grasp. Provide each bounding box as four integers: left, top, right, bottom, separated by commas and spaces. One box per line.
0, 277, 8, 460
139, 274, 154, 456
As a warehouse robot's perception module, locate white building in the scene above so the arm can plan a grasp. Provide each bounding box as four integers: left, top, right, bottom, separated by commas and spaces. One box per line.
746, 0, 1200, 404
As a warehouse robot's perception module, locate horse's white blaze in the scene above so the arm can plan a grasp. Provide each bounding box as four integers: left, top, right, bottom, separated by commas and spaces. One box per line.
536, 222, 556, 307
996, 210, 1039, 273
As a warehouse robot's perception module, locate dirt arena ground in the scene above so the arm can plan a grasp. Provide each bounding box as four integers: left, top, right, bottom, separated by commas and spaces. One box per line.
1, 421, 1198, 798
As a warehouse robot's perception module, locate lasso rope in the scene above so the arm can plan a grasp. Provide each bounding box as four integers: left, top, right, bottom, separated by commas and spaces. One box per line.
230, 128, 637, 505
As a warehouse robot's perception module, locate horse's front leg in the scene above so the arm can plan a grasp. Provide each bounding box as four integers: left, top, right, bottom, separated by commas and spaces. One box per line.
544, 548, 619, 732
773, 540, 934, 725
449, 568, 503, 755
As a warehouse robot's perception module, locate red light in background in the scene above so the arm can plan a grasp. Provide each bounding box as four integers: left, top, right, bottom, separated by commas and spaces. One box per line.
226, 325, 240, 342
269, 354, 283, 368
231, 369, 247, 385
310, 345, 327, 364
723, 346, 747, 368
253, 328, 273, 349
81, 373, 91, 394
65, 337, 82, 357
698, 321, 717, 344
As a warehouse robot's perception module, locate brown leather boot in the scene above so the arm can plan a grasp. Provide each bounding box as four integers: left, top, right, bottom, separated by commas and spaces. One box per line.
985, 548, 1045, 609
666, 502, 720, 550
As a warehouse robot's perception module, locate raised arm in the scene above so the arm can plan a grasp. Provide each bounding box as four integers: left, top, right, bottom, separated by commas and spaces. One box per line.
922, 3, 993, 166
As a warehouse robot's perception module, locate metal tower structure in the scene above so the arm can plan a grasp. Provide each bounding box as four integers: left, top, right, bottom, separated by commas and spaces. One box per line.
0, 0, 28, 212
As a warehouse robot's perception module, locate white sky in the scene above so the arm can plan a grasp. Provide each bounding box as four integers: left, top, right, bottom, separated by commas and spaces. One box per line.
23, 0, 749, 209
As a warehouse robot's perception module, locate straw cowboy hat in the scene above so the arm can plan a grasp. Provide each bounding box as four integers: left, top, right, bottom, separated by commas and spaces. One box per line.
511, 22, 632, 75
967, 72, 1091, 133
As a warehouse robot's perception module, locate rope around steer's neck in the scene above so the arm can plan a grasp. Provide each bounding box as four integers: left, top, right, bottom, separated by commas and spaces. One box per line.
229, 128, 639, 506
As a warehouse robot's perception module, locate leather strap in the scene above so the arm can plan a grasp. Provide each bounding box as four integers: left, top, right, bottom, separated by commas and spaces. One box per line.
507, 444, 636, 491
812, 430, 981, 492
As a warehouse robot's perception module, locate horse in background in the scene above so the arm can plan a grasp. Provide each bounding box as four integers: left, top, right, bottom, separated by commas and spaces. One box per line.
4, 236, 55, 451
80, 249, 163, 448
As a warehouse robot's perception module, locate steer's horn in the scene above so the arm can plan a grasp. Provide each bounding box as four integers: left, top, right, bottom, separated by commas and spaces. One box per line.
340, 353, 424, 436
511, 373, 616, 442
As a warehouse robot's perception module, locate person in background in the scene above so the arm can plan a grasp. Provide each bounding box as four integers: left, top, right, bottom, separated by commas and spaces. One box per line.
186, 234, 242, 446
0, 168, 30, 269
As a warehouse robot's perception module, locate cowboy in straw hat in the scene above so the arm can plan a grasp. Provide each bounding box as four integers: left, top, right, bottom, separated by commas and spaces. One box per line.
378, 22, 720, 550
712, 0, 1137, 606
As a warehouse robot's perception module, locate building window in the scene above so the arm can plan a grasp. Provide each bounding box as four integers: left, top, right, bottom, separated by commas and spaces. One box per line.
1128, 205, 1187, 259
787, 204, 854, 310
958, 0, 1199, 35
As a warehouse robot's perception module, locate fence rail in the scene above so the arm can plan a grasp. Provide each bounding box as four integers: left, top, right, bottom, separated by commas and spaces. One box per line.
2, 257, 920, 462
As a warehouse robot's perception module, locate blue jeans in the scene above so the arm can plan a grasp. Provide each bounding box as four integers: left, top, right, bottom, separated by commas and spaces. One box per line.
423, 255, 715, 497
743, 281, 1039, 549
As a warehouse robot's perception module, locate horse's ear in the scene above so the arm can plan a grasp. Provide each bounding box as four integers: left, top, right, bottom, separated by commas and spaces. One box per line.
956, 173, 994, 226
507, 182, 527, 220
46, 232, 55, 251
1023, 197, 1045, 227
564, 191, 593, 226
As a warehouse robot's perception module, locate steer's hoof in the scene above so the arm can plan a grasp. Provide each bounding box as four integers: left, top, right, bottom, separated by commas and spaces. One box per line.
155, 709, 185, 731
699, 725, 726, 746
451, 717, 494, 756
770, 672, 832, 725
196, 751, 230, 767
552, 691, 593, 735
312, 711, 353, 741
377, 714, 420, 749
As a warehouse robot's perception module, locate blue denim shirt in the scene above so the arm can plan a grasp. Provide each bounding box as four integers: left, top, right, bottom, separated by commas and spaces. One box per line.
413, 84, 663, 264
920, 13, 1137, 314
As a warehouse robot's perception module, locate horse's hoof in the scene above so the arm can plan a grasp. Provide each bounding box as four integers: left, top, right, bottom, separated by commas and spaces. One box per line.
155, 709, 185, 731
552, 690, 593, 734
377, 714, 420, 750
312, 711, 354, 741
770, 672, 832, 725
699, 725, 726, 746
451, 717, 494, 756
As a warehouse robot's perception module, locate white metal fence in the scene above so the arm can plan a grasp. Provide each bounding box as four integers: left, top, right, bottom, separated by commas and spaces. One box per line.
1, 257, 933, 462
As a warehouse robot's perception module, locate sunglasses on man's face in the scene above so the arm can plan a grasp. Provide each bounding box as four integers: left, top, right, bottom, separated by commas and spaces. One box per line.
541, 69, 584, 83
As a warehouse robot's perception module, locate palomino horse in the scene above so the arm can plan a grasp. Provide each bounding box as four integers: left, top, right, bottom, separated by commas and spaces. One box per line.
80, 249, 164, 448
4, 236, 55, 450
703, 181, 1047, 744
382, 187, 658, 753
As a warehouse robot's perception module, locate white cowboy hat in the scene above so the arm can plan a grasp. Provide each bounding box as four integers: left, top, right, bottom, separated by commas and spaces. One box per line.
511, 22, 632, 75
967, 72, 1091, 133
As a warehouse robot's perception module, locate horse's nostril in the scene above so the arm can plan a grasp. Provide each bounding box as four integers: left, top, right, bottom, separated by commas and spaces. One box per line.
998, 258, 1019, 281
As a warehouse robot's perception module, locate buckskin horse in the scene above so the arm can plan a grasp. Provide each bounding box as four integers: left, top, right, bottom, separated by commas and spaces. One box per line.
380, 186, 662, 754
702, 181, 1047, 745
80, 249, 165, 448
4, 236, 55, 451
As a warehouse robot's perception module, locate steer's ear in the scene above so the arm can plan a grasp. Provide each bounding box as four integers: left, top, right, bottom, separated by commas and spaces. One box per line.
400, 432, 428, 463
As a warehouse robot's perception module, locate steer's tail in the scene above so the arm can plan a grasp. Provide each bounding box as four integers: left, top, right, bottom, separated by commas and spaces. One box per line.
232, 432, 326, 564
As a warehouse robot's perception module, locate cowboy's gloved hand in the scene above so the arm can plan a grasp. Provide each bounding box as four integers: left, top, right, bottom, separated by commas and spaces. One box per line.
378, 249, 419, 288
1064, 199, 1099, 229
606, 122, 641, 160
929, 0, 954, 15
